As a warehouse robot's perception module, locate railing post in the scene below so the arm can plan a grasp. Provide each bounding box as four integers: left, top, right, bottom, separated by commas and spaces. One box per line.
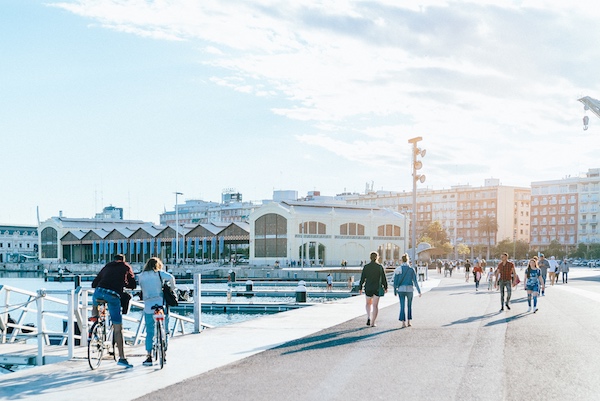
193, 273, 201, 333
36, 290, 45, 366
67, 289, 74, 359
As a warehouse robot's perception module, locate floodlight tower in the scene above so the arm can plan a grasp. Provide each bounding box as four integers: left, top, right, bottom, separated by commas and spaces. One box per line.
408, 136, 426, 273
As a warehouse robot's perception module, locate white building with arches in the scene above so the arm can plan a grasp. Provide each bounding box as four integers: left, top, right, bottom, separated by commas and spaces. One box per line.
249, 201, 409, 266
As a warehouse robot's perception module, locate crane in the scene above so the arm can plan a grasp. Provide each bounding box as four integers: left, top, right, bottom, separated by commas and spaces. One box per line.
578, 96, 600, 130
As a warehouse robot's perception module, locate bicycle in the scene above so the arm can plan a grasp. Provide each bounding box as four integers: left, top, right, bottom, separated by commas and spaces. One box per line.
151, 304, 167, 369
87, 300, 115, 370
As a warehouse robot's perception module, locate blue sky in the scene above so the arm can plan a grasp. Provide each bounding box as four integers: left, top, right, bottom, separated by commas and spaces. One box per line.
2, 0, 600, 225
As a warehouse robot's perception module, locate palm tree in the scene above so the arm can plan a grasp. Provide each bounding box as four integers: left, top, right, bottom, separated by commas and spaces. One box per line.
478, 215, 498, 260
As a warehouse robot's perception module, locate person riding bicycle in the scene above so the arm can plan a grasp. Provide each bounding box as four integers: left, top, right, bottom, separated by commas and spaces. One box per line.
138, 257, 176, 367
91, 254, 136, 368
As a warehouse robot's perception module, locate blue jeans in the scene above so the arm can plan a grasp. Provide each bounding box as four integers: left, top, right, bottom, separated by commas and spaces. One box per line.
499, 280, 512, 306
93, 287, 122, 324
398, 291, 414, 321
144, 313, 170, 354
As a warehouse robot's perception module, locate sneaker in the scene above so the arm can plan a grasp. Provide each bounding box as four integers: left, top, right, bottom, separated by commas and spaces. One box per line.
527, 306, 532, 312
142, 356, 153, 367
505, 303, 511, 310
117, 358, 133, 369
366, 318, 370, 326
534, 308, 538, 313
500, 307, 504, 312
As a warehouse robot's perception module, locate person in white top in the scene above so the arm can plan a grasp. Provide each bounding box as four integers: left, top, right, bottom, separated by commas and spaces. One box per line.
547, 256, 559, 288
138, 257, 176, 366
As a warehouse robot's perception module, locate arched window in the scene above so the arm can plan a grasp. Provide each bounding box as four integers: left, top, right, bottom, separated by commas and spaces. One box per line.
339, 223, 365, 236
299, 221, 326, 235
377, 224, 401, 236
255, 214, 287, 257
41, 227, 58, 258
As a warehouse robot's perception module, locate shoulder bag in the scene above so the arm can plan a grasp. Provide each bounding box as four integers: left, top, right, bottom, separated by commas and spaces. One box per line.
159, 271, 179, 306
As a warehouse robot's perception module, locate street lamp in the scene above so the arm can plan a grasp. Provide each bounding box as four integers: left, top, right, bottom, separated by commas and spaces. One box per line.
174, 192, 183, 264
408, 136, 426, 276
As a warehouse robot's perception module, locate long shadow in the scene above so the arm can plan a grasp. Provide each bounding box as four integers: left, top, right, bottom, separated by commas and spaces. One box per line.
568, 275, 600, 283
484, 312, 528, 327
276, 327, 401, 355
1, 363, 135, 399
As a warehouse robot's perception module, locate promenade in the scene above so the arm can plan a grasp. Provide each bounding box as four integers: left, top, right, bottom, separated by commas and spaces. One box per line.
2, 268, 600, 401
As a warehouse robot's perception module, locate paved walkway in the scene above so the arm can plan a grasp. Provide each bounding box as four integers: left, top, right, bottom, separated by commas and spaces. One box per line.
3, 268, 600, 401
0, 279, 439, 400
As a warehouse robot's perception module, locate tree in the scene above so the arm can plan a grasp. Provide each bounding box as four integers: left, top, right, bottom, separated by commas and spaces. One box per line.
419, 221, 450, 248
457, 243, 470, 259
543, 240, 567, 260
478, 215, 498, 260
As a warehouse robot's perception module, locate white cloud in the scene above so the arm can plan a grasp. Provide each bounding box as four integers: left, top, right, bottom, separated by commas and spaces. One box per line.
49, 0, 600, 190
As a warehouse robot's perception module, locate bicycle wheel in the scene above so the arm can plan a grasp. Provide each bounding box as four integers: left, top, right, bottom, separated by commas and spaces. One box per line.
88, 321, 104, 370
157, 320, 165, 369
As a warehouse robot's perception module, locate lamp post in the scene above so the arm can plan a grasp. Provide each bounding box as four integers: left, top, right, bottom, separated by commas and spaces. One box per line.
174, 192, 183, 264
408, 136, 426, 276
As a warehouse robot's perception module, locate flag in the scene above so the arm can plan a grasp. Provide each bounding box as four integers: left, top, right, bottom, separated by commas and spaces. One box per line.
172, 239, 176, 256
109, 241, 114, 255
123, 240, 127, 254
195, 238, 199, 255
211, 237, 216, 255
92, 241, 96, 255
117, 240, 121, 254
143, 239, 148, 254
157, 239, 161, 254
187, 238, 192, 254
202, 238, 207, 253
150, 239, 154, 255
219, 236, 224, 255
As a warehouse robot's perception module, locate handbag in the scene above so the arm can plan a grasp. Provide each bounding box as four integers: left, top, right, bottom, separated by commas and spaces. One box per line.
512, 272, 521, 288
158, 271, 179, 306
120, 291, 132, 314
378, 268, 386, 297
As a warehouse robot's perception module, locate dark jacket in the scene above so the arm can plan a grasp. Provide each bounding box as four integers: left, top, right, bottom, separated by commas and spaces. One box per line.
92, 261, 136, 294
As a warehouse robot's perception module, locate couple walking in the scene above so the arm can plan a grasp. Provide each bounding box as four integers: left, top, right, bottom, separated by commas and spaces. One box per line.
358, 252, 422, 328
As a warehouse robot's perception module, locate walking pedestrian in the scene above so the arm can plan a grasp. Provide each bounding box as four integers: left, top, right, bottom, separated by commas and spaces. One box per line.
486, 267, 494, 291
464, 259, 471, 282
326, 273, 333, 292
473, 261, 483, 291
538, 254, 550, 296
495, 252, 516, 311
393, 254, 421, 328
560, 259, 569, 283
524, 258, 544, 313
358, 251, 388, 327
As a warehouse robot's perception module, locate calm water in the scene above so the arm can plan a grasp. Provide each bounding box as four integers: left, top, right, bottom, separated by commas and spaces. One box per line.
0, 276, 275, 329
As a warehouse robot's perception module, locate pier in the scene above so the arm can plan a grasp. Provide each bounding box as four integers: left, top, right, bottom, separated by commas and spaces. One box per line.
3, 269, 600, 400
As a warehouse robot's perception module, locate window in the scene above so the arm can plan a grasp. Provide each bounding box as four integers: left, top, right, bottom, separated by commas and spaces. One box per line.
377, 225, 401, 236
300, 221, 326, 235
340, 223, 364, 236
255, 214, 287, 257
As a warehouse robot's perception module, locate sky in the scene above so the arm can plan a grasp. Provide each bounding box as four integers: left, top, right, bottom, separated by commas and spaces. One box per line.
2, 0, 600, 226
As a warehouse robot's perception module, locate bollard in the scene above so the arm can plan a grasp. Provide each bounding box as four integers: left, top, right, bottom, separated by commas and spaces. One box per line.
245, 280, 253, 292
74, 275, 81, 289
295, 280, 307, 303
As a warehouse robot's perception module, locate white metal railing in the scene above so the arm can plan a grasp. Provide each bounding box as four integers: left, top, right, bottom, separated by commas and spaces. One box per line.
0, 275, 205, 366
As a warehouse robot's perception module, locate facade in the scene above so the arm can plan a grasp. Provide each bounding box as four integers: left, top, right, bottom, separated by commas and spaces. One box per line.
530, 168, 600, 252
249, 201, 408, 266
38, 215, 249, 264
346, 179, 531, 255
159, 198, 261, 225
0, 225, 38, 263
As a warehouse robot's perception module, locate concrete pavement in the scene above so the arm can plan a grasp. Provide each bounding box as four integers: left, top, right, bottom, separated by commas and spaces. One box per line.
3, 269, 600, 401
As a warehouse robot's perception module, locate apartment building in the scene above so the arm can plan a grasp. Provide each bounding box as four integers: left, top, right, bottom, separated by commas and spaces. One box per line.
346, 179, 530, 253
530, 168, 600, 252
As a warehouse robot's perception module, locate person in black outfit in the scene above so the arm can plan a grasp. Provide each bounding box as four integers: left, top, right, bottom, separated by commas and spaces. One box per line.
358, 251, 388, 327
91, 254, 136, 368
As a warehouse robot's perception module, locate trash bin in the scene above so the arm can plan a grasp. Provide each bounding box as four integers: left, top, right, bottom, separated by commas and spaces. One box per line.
245, 280, 253, 292
230, 271, 236, 282
295, 281, 307, 303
